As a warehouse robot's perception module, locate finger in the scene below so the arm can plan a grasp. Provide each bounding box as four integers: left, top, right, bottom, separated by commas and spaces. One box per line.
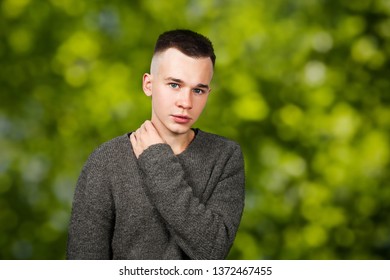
144, 120, 154, 130
145, 121, 158, 134
142, 121, 149, 130
129, 132, 136, 145
138, 126, 146, 139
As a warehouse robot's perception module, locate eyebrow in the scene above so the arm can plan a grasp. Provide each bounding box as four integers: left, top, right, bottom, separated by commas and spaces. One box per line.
165, 77, 210, 90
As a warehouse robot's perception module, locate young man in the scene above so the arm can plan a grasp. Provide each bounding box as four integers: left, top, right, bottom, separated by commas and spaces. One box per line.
67, 29, 245, 259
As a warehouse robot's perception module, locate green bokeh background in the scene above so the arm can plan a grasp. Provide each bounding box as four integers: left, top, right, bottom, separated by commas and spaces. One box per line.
1, 0, 389, 259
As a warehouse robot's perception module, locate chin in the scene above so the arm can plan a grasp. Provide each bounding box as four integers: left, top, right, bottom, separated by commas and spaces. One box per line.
168, 123, 192, 135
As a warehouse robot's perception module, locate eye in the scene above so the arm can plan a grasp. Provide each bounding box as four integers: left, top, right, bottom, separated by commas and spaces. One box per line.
169, 83, 180, 89
193, 88, 206, 95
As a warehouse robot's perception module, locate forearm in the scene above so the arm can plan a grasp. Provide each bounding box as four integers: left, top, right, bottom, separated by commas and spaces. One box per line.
138, 144, 245, 259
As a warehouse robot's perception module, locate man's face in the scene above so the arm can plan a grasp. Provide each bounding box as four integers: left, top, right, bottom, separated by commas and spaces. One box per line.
143, 48, 213, 137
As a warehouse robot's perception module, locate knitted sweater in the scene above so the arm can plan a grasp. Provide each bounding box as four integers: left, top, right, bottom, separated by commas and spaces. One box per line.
67, 129, 245, 259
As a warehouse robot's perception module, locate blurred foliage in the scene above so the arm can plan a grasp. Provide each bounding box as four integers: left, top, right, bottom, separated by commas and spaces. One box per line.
1, 0, 390, 260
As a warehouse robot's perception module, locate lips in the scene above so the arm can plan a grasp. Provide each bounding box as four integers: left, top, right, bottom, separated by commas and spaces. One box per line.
171, 114, 192, 124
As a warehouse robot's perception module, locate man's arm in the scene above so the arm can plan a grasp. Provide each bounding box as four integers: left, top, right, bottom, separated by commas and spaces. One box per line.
67, 156, 114, 259
131, 122, 245, 259
138, 143, 245, 259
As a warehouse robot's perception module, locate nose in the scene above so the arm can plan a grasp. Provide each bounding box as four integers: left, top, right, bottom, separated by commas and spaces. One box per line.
176, 89, 192, 109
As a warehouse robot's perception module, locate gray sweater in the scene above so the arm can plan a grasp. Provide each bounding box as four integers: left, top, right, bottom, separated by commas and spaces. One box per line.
67, 129, 245, 259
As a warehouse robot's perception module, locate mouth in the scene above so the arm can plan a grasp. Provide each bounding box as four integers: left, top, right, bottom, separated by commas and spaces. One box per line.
171, 114, 192, 124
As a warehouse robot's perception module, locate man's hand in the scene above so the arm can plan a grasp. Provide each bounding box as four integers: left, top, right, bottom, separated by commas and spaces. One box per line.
130, 121, 165, 158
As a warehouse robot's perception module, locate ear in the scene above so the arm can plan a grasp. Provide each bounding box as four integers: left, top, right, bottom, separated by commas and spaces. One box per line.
142, 73, 152, 97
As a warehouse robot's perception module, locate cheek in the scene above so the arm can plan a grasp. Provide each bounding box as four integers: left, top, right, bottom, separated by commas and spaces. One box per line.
194, 97, 208, 113
152, 91, 171, 110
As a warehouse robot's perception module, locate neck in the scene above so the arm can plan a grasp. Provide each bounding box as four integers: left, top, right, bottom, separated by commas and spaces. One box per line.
163, 130, 195, 155
151, 117, 194, 155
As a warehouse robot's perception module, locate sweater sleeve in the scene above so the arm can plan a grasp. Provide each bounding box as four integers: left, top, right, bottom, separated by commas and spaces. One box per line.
67, 154, 115, 259
137, 143, 245, 260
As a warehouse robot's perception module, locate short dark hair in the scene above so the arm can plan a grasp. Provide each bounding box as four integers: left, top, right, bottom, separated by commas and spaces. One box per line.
154, 29, 216, 67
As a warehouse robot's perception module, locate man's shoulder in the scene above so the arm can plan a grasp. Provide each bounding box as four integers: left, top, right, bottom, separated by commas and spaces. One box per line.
197, 129, 242, 151
198, 129, 240, 145
87, 133, 130, 163
194, 130, 244, 171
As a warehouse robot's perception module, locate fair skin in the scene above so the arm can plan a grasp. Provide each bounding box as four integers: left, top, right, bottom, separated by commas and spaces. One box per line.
130, 48, 214, 157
